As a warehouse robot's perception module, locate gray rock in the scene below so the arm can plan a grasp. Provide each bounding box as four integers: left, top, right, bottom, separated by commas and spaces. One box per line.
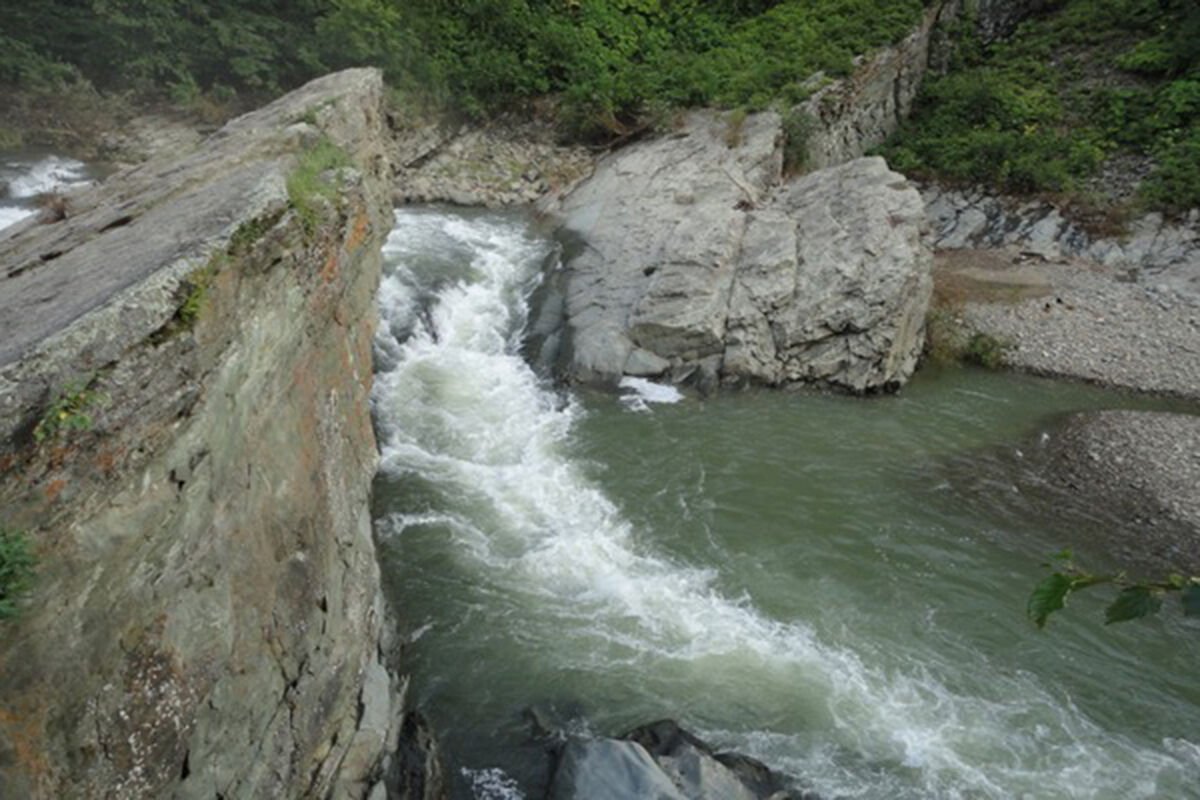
625, 347, 671, 377
921, 184, 1200, 308
550, 738, 688, 800
0, 69, 421, 799
548, 721, 814, 800
623, 720, 794, 800
797, 1, 952, 170
549, 110, 931, 393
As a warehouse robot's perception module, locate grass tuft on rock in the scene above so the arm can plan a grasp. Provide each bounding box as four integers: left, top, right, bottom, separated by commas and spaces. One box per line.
287, 137, 352, 237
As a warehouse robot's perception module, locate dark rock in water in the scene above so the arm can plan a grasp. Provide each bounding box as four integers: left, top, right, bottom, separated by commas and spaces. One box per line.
550, 738, 688, 800
546, 719, 816, 800
386, 711, 448, 800
623, 720, 818, 800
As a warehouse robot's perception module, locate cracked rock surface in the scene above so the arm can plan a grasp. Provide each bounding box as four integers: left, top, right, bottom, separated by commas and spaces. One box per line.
545, 110, 932, 393
0, 70, 415, 799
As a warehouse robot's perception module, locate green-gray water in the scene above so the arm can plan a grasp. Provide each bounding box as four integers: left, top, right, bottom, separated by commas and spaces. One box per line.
372, 207, 1200, 799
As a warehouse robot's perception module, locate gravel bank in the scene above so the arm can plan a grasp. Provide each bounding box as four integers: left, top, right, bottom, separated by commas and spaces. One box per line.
1037, 410, 1200, 574
936, 248, 1200, 399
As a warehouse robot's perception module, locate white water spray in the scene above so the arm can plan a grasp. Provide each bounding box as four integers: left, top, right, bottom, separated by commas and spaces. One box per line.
372, 208, 1200, 799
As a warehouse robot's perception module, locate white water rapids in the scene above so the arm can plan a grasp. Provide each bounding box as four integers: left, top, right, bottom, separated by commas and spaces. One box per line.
0, 154, 95, 232
371, 207, 1200, 799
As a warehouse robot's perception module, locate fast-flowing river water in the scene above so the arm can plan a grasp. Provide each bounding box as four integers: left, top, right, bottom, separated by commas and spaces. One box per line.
371, 206, 1200, 799
0, 152, 98, 232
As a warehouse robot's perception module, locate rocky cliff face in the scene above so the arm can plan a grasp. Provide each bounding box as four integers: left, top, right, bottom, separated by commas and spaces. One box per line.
0, 70, 409, 799
794, 0, 1049, 171
547, 111, 931, 394
797, 1, 956, 171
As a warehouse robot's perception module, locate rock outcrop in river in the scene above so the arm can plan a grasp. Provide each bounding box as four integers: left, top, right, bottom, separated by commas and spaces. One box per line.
548, 111, 931, 393
549, 720, 815, 800
0, 69, 416, 799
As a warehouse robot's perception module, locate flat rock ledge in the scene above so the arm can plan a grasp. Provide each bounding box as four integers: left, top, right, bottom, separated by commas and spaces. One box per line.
549, 720, 818, 800
1035, 410, 1200, 575
545, 110, 932, 394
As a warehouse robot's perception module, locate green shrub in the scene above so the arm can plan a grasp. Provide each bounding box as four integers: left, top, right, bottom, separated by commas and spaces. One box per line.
0, 527, 37, 620
34, 379, 106, 444
962, 332, 1009, 369
781, 107, 816, 173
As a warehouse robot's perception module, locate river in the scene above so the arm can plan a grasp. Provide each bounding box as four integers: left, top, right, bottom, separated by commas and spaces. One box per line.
369, 206, 1200, 799
0, 152, 99, 232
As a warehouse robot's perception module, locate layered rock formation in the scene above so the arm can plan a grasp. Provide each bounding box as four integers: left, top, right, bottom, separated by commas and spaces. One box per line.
0, 70, 414, 799
797, 1, 957, 171
547, 111, 931, 393
793, 0, 1050, 172
924, 186, 1200, 307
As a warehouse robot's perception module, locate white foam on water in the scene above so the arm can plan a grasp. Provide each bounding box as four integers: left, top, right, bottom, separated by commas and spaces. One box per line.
373, 208, 1200, 799
5, 155, 92, 199
461, 767, 526, 800
618, 376, 684, 412
1, 154, 97, 233
0, 205, 32, 232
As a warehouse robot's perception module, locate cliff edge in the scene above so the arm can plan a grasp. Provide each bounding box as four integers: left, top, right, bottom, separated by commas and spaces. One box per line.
0, 69, 408, 798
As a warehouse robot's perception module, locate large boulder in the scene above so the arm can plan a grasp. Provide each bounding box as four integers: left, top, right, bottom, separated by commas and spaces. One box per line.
548, 111, 931, 393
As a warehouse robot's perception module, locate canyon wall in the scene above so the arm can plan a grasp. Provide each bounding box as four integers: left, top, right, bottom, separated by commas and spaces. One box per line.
0, 69, 411, 799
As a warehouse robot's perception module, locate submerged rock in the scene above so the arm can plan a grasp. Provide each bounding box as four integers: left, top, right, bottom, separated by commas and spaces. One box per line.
548, 110, 931, 393
547, 720, 815, 800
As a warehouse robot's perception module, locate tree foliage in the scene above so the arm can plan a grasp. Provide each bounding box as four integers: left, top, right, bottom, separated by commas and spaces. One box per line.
1028, 550, 1200, 629
0, 0, 927, 137
0, 526, 36, 621
882, 0, 1200, 213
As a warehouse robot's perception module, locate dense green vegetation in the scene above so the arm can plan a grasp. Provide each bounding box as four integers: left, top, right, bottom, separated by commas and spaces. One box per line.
882, 0, 1200, 214
4, 0, 1196, 208
0, 0, 926, 138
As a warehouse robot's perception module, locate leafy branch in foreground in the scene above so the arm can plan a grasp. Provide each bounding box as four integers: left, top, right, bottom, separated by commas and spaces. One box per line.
1028, 550, 1200, 629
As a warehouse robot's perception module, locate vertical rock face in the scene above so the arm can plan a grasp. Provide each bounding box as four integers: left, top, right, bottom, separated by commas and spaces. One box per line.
548, 111, 931, 394
0, 70, 405, 798
798, 1, 957, 171
794, 0, 1050, 171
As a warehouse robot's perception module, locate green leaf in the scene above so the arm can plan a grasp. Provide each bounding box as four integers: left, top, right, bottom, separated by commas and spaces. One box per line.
1104, 586, 1163, 625
1028, 572, 1073, 629
1180, 582, 1200, 618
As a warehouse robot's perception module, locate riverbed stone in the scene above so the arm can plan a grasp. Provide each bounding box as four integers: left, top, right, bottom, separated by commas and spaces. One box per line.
547, 108, 931, 393
1036, 410, 1200, 574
